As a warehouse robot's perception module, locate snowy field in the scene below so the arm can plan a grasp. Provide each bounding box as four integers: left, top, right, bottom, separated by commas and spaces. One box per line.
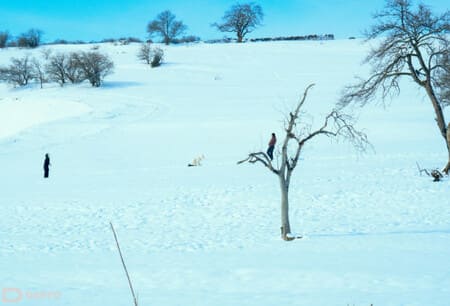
0, 40, 449, 305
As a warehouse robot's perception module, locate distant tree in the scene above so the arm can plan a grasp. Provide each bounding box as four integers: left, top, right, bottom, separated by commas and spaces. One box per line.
6, 41, 18, 48
46, 53, 68, 86
238, 85, 370, 241
147, 10, 187, 45
0, 31, 10, 48
339, 0, 450, 174
76, 51, 114, 87
0, 55, 34, 86
16, 37, 28, 48
212, 2, 263, 43
17, 29, 43, 48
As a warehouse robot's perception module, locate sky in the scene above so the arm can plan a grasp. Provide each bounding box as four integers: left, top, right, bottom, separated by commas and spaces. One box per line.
0, 0, 448, 42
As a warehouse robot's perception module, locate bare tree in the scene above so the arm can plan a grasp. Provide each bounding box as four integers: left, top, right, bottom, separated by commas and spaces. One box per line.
65, 52, 85, 84
0, 31, 9, 48
46, 53, 68, 86
137, 43, 152, 64
31, 57, 46, 89
45, 51, 113, 87
147, 10, 187, 45
238, 85, 370, 241
0, 55, 34, 87
339, 0, 450, 173
76, 51, 114, 87
212, 2, 263, 43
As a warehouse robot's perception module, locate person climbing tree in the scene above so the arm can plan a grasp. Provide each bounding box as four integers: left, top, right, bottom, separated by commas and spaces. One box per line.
267, 133, 276, 160
43, 153, 51, 178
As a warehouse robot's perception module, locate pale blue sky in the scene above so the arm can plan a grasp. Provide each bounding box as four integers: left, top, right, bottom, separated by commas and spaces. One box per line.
0, 0, 448, 42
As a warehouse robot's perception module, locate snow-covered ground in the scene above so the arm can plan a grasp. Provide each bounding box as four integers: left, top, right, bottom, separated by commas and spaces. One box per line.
0, 40, 449, 306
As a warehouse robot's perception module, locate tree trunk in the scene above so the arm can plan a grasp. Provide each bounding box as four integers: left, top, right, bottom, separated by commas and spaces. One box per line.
237, 32, 243, 43
279, 176, 291, 240
444, 123, 450, 174
424, 84, 450, 173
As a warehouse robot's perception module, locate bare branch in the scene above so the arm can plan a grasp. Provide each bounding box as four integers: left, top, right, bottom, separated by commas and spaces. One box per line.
237, 152, 279, 175
341, 0, 449, 108
340, 0, 450, 172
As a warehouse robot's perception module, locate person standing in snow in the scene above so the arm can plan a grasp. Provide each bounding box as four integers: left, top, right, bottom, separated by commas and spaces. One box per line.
267, 133, 276, 161
43, 153, 51, 178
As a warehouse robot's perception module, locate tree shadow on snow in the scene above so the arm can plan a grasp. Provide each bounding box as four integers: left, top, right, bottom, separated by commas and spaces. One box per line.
100, 81, 144, 89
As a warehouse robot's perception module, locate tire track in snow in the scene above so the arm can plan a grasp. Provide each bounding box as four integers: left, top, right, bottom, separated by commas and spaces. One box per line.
0, 90, 170, 154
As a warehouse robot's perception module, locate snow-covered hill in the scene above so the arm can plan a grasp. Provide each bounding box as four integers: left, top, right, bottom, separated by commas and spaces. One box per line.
0, 40, 449, 306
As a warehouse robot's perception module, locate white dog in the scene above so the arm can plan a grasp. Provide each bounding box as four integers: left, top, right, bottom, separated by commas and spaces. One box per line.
188, 154, 205, 167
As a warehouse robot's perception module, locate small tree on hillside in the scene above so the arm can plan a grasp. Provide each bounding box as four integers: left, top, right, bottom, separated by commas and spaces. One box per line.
77, 51, 114, 87
31, 57, 46, 88
46, 53, 68, 86
339, 0, 450, 174
147, 10, 187, 45
238, 85, 370, 241
0, 31, 10, 48
0, 55, 34, 87
212, 2, 264, 43
65, 52, 85, 84
137, 43, 152, 64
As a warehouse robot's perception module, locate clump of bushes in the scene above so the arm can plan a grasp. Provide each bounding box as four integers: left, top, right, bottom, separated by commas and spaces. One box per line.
150, 47, 164, 67
137, 43, 164, 68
